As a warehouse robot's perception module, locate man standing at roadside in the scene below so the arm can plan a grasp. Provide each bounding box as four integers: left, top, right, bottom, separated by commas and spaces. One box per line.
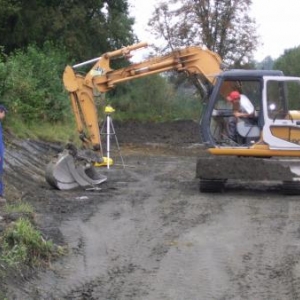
0, 105, 7, 205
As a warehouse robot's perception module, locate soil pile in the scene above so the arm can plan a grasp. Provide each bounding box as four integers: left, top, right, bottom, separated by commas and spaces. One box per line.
113, 119, 202, 144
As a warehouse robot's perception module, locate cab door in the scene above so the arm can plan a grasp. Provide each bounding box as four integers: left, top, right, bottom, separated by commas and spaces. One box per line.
262, 76, 300, 149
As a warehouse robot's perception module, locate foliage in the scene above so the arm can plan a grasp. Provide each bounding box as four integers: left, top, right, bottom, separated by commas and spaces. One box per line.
272, 47, 300, 109
109, 75, 203, 122
27, 120, 80, 143
273, 46, 300, 76
148, 0, 259, 66
0, 0, 136, 61
0, 42, 71, 124
0, 218, 64, 267
256, 56, 274, 70
7, 117, 80, 146
0, 42, 205, 140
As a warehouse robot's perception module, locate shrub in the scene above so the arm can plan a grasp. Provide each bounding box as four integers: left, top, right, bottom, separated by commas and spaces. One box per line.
0, 42, 71, 124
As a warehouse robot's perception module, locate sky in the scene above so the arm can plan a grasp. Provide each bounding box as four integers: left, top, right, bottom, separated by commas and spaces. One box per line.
128, 0, 300, 62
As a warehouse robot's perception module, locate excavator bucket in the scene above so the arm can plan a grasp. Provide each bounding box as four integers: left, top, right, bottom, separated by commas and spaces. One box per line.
45, 149, 107, 190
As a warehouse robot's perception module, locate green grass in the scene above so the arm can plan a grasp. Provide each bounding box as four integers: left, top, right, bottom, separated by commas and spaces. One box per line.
7, 117, 80, 144
0, 218, 66, 268
4, 202, 34, 214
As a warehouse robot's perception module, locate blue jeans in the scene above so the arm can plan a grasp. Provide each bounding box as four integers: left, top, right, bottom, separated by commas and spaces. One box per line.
0, 155, 4, 196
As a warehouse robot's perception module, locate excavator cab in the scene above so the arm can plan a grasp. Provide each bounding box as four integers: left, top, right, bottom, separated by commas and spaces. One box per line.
200, 70, 284, 149
201, 71, 300, 152
209, 79, 261, 146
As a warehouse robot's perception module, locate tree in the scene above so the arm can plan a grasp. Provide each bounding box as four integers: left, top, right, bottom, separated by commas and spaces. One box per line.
272, 46, 300, 110
273, 46, 300, 76
0, 43, 70, 123
148, 0, 259, 67
256, 56, 274, 70
0, 0, 136, 60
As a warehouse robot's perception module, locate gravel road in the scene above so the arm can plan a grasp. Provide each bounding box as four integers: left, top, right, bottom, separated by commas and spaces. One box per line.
2, 120, 300, 300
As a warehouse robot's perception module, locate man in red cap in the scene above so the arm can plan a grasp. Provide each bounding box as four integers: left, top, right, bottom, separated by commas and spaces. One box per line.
226, 91, 255, 141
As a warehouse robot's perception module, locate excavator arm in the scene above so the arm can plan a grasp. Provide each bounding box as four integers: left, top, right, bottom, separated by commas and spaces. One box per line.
47, 42, 226, 190
62, 42, 225, 150
64, 42, 223, 93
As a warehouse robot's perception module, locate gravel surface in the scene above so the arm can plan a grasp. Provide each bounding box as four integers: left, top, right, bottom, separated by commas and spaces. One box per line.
1, 120, 300, 300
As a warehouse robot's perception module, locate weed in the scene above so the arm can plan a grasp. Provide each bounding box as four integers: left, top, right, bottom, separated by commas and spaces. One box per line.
4, 202, 34, 214
0, 218, 64, 268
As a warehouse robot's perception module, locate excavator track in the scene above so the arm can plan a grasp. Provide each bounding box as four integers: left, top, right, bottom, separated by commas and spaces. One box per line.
196, 156, 300, 194
282, 180, 300, 195
45, 149, 107, 190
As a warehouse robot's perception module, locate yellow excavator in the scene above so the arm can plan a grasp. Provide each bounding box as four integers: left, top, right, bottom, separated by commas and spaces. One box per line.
46, 42, 300, 194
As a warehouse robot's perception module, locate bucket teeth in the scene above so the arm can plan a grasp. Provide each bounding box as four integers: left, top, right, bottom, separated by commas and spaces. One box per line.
45, 149, 107, 190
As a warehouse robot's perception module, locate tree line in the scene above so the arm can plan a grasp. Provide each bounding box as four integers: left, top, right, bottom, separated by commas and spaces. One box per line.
0, 0, 135, 60
0, 0, 299, 127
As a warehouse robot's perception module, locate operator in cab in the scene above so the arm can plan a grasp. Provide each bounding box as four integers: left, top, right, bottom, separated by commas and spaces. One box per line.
226, 90, 255, 142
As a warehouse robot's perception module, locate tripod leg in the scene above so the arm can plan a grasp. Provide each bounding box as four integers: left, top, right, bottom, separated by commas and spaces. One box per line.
110, 118, 125, 168
106, 116, 112, 169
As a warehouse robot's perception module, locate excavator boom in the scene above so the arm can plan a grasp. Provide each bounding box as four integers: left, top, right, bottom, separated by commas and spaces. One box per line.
63, 42, 223, 93
62, 42, 225, 152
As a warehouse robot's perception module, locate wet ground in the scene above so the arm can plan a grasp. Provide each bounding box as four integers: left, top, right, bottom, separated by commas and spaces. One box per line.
2, 120, 300, 299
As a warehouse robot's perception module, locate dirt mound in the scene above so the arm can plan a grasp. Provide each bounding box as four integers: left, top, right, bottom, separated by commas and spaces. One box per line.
112, 119, 201, 144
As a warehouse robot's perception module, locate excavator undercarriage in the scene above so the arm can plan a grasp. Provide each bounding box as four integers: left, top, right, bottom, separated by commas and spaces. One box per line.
196, 156, 300, 194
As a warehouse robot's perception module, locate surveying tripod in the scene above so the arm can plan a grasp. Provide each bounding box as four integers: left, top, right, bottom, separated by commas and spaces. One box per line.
100, 105, 125, 169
